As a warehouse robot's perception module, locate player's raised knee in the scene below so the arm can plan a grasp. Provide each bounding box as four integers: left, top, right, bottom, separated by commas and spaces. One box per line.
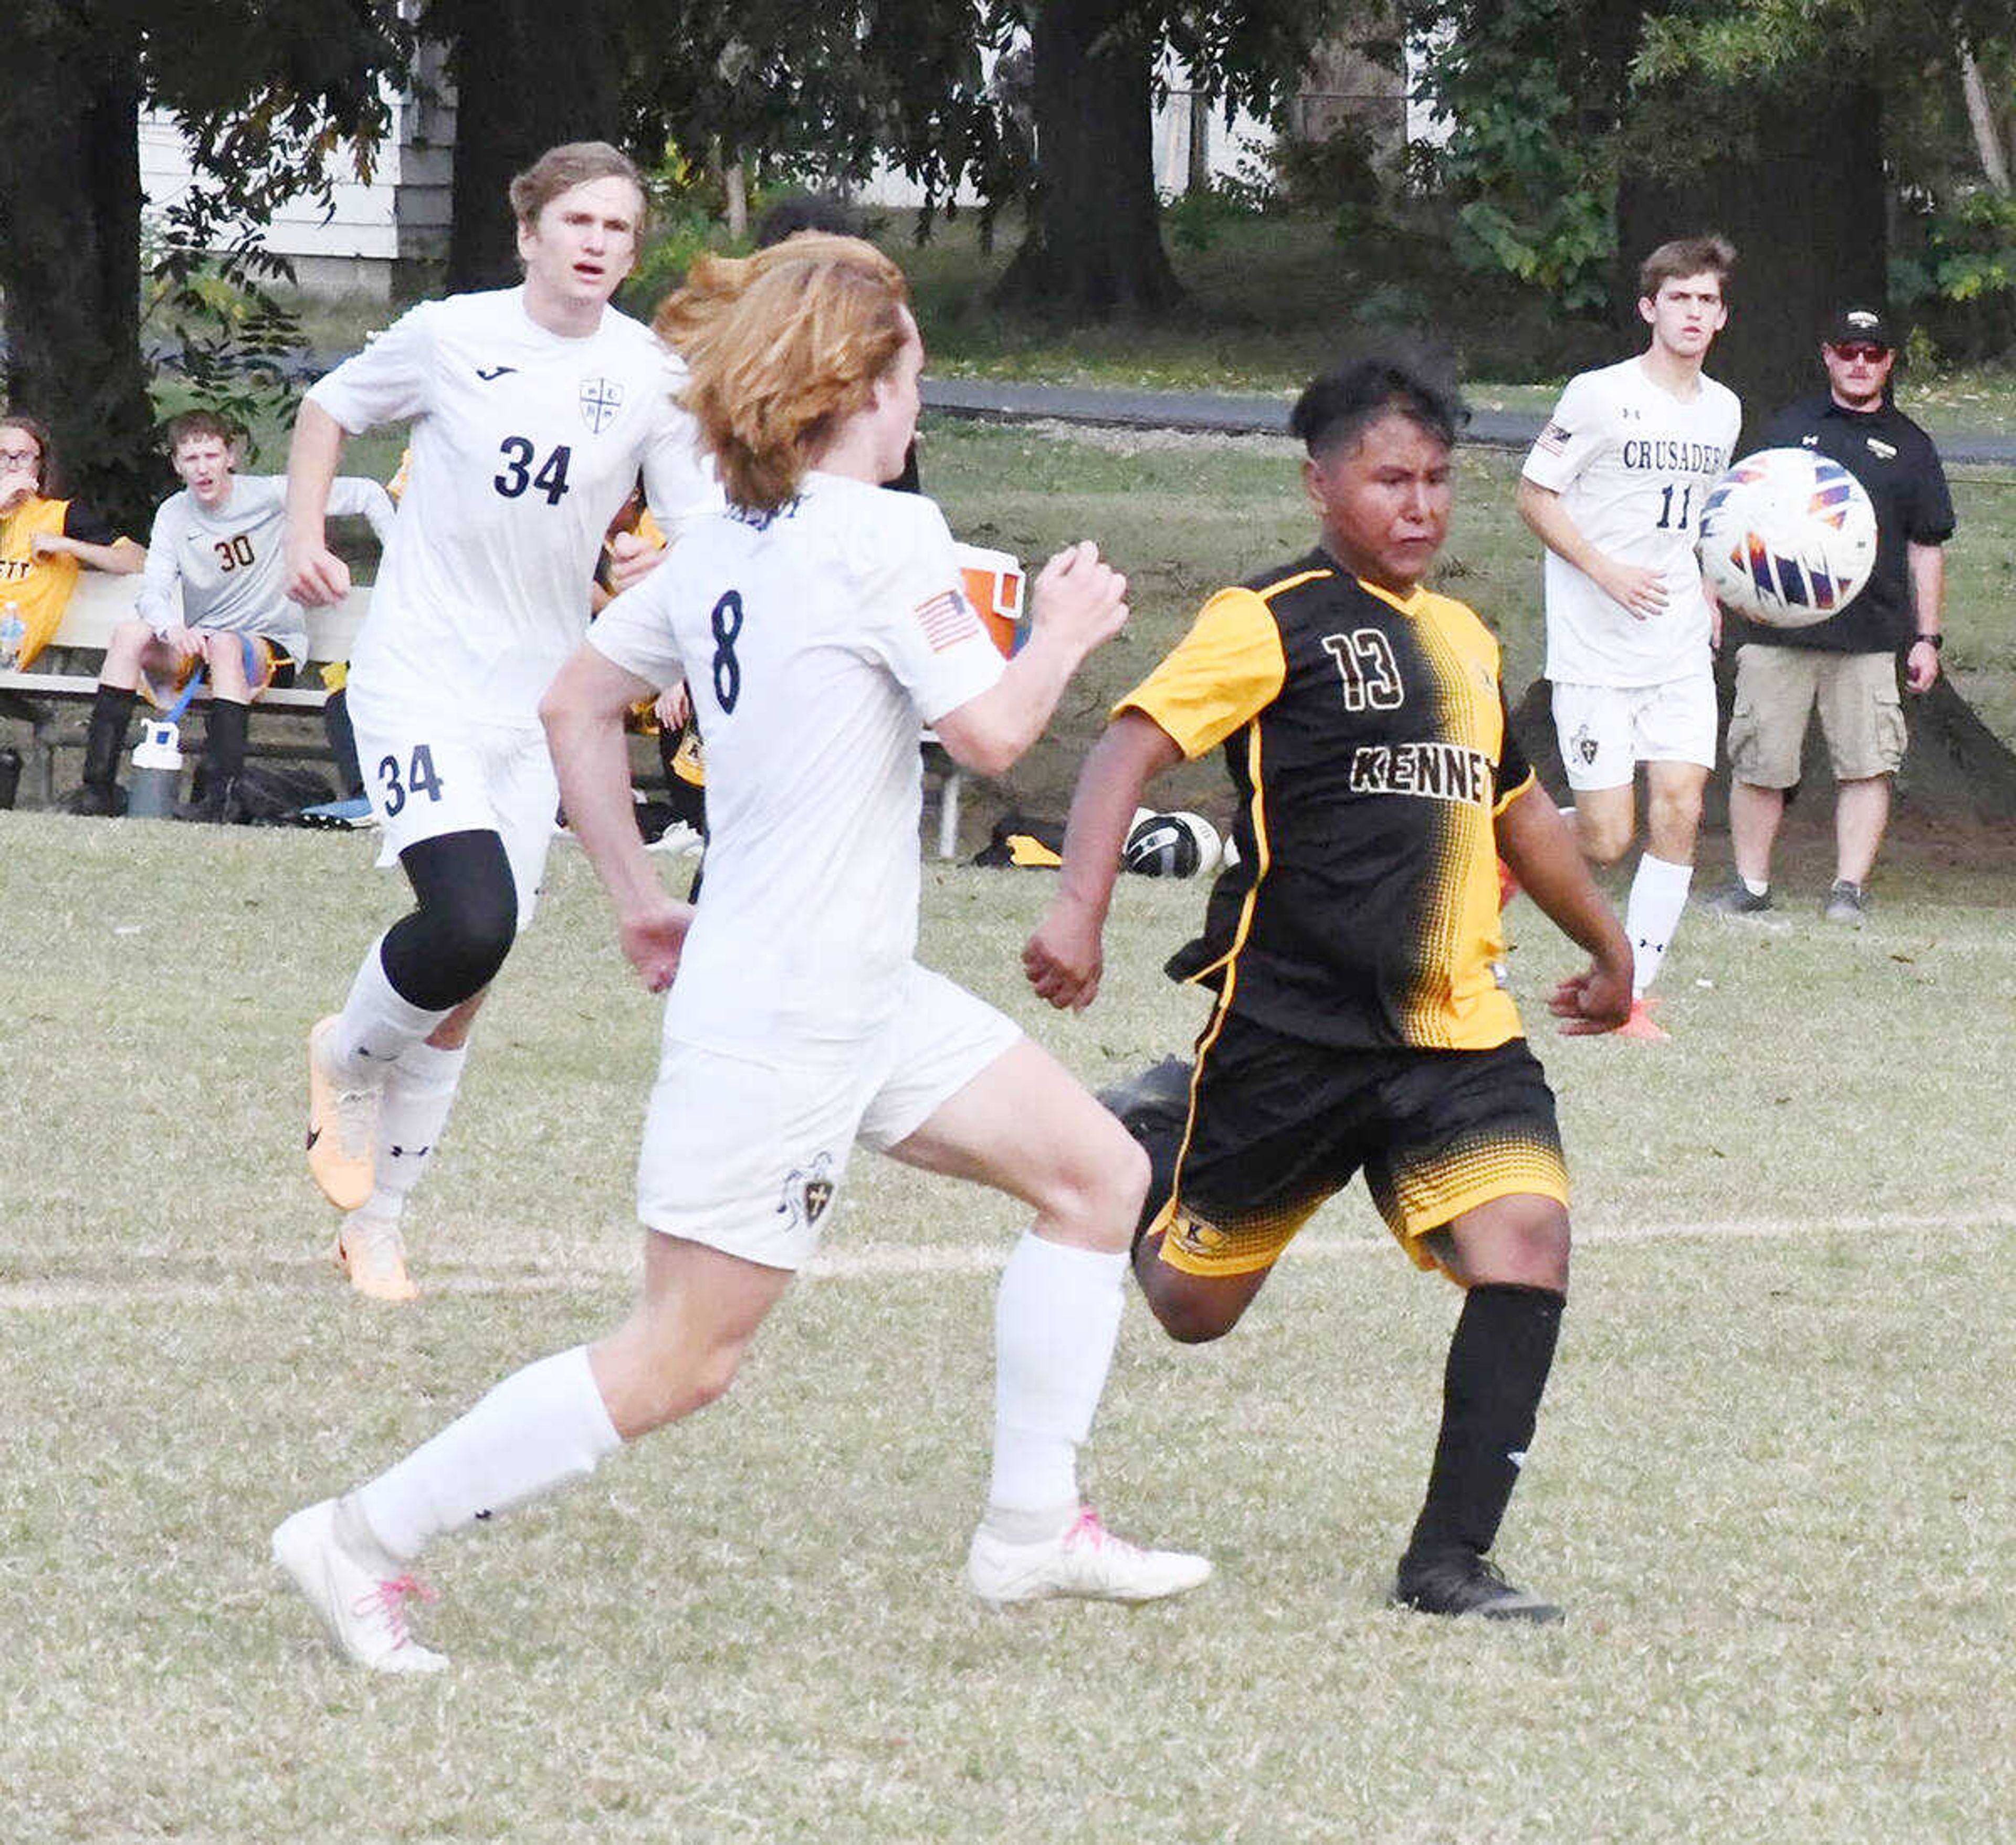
1049, 1115, 1150, 1253
1138, 1263, 1245, 1344
1579, 813, 1634, 864
434, 883, 518, 994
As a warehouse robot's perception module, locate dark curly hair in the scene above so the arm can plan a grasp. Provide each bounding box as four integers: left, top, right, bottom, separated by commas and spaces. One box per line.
1289, 352, 1468, 459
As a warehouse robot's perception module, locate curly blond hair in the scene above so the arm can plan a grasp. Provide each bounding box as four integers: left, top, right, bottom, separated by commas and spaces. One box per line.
655, 235, 910, 513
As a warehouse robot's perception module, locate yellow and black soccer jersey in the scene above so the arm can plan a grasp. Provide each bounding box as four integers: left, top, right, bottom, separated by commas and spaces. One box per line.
1117, 550, 1537, 1052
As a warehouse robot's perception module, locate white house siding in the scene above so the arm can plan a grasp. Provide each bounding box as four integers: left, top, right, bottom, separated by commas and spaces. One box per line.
138, 52, 454, 298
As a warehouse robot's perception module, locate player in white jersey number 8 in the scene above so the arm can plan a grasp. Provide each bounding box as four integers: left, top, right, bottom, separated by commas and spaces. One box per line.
271, 232, 1208, 1672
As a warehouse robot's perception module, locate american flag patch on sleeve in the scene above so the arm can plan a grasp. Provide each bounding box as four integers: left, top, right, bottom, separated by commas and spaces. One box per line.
915, 586, 984, 652
1535, 421, 1572, 457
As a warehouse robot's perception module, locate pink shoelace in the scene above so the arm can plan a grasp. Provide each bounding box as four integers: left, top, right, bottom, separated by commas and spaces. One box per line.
354, 1574, 438, 1649
1064, 1507, 1118, 1550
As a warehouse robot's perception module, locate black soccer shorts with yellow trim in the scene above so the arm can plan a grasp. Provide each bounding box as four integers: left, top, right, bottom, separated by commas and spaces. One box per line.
1147, 1009, 1568, 1278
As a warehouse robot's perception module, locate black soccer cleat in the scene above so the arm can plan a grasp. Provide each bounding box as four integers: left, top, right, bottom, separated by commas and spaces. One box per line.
1391, 1551, 1564, 1625
60, 781, 127, 817
1096, 1055, 1192, 1135
174, 777, 239, 824
1097, 1057, 1192, 1254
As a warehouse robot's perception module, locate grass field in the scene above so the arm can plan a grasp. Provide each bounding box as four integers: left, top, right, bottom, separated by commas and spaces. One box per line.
2, 796, 2013, 1842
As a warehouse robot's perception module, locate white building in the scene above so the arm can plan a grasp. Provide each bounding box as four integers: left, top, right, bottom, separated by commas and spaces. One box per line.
137, 52, 454, 300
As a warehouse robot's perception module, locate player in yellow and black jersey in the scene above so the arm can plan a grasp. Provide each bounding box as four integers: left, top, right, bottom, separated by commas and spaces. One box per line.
1026, 354, 1634, 1624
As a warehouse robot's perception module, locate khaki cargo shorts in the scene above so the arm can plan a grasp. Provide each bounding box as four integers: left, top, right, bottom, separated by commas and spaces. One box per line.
1727, 645, 1906, 787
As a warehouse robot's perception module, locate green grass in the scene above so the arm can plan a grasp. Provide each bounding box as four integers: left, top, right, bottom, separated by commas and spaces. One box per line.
2, 812, 2013, 1842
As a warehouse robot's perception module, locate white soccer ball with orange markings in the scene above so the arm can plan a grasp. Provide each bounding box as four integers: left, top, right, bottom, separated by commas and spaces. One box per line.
1696, 447, 1878, 628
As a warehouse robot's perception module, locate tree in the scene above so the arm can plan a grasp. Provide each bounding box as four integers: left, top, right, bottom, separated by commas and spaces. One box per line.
987, 0, 1356, 322
0, 6, 155, 524
0, 1, 406, 530
1410, 2, 2016, 400
617, 0, 1009, 235
419, 0, 626, 291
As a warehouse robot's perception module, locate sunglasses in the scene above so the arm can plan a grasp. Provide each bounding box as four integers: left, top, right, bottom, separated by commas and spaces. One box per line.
1828, 342, 1891, 363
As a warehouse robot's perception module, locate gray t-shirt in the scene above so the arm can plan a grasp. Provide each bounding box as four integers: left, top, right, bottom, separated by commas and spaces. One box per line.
139, 473, 395, 664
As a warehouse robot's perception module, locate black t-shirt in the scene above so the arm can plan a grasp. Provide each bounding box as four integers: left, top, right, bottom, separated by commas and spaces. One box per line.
63, 502, 117, 545
1740, 394, 1955, 654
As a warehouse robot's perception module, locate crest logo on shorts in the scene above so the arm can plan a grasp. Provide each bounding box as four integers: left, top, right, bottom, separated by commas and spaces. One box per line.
1168, 1210, 1226, 1258
579, 377, 625, 434
778, 1152, 837, 1231
1571, 722, 1599, 768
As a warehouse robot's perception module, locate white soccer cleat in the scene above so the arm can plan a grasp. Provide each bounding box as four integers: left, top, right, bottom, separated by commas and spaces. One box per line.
271, 1497, 447, 1673
965, 1506, 1211, 1608
307, 1016, 383, 1213
334, 1213, 418, 1304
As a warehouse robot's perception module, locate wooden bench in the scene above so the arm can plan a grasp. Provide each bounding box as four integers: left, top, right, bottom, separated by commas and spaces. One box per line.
0, 573, 368, 805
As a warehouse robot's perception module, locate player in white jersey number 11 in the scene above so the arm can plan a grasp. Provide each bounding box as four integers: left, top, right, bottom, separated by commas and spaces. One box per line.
271, 231, 1208, 1673
1517, 234, 1742, 1043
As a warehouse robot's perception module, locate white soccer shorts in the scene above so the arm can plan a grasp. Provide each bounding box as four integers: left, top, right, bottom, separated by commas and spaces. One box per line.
348, 693, 559, 926
1550, 673, 1717, 791
635, 963, 1023, 1271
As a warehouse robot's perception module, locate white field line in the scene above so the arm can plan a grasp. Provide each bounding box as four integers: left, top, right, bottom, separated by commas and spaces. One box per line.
2, 1210, 2011, 1312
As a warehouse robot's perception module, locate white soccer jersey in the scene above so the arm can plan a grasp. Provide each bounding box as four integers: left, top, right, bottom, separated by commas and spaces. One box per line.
588, 473, 1006, 1052
138, 474, 393, 665
1524, 357, 1741, 686
308, 287, 716, 726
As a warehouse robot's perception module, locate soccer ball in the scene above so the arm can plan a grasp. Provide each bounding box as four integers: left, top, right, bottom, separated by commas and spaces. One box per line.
1695, 448, 1877, 628
1124, 809, 1220, 878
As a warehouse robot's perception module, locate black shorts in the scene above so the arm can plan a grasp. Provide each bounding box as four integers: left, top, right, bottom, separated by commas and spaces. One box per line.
1153, 1009, 1568, 1276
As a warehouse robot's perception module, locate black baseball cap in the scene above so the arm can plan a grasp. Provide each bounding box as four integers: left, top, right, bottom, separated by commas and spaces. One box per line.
1825, 306, 1895, 350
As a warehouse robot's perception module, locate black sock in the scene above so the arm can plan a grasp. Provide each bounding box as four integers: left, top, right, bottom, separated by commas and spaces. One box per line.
82, 685, 138, 789
205, 698, 249, 785
1404, 1282, 1565, 1566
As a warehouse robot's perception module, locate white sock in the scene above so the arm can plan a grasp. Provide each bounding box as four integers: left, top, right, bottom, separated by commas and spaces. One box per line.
1626, 853, 1693, 997
369, 1039, 469, 1211
328, 933, 452, 1082
354, 1346, 622, 1561
1741, 874, 1769, 898
988, 1233, 1126, 1516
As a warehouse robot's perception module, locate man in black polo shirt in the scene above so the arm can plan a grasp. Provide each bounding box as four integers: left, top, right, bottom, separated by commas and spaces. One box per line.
1025, 356, 1634, 1623
1707, 306, 1955, 924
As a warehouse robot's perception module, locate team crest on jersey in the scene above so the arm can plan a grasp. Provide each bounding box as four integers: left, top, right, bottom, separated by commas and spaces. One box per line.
1168, 1210, 1227, 1259
579, 377, 625, 434
777, 1152, 837, 1232
1571, 722, 1600, 768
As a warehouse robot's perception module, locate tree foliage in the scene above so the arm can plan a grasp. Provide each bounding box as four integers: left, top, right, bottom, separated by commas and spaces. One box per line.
983, 0, 1358, 321
0, 2, 408, 523
1410, 0, 2016, 362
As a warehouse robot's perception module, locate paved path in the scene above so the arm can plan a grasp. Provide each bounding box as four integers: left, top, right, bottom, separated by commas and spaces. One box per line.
922, 376, 2016, 466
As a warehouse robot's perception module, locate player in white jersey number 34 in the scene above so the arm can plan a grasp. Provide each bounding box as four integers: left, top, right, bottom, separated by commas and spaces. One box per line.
285, 143, 716, 1302
272, 232, 1209, 1671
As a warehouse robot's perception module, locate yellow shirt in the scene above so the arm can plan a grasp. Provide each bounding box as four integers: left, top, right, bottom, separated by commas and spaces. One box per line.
0, 496, 114, 668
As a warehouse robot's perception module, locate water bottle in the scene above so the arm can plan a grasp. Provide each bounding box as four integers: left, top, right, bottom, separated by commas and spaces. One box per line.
127, 720, 185, 819
0, 601, 25, 668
